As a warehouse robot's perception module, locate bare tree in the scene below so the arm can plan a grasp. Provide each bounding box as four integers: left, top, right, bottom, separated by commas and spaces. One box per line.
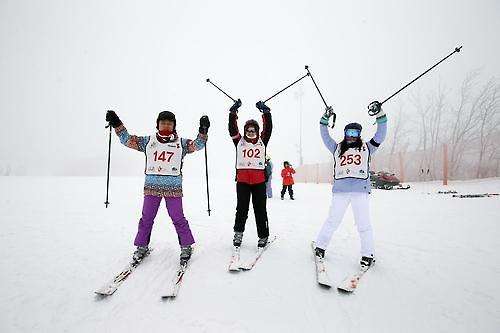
447, 70, 483, 177
408, 85, 446, 180
475, 79, 500, 177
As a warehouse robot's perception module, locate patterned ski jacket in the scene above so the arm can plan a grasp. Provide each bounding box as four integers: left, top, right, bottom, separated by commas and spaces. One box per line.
114, 124, 207, 197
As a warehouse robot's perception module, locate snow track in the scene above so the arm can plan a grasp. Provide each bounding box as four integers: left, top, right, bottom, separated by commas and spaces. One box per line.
0, 176, 499, 332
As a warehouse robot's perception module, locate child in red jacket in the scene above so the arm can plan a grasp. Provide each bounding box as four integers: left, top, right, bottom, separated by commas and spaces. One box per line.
281, 161, 295, 200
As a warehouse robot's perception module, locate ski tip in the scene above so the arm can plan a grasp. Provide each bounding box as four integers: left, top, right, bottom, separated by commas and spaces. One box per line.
94, 291, 113, 297
337, 287, 354, 294
238, 266, 252, 271
228, 265, 241, 272
161, 295, 176, 300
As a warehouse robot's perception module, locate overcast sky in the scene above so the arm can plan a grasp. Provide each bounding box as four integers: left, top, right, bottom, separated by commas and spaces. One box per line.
1, 0, 499, 177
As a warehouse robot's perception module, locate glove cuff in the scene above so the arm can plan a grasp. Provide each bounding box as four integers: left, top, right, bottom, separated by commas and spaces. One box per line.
376, 114, 387, 124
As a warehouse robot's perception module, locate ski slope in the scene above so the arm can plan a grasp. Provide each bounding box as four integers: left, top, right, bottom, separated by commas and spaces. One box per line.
0, 176, 499, 332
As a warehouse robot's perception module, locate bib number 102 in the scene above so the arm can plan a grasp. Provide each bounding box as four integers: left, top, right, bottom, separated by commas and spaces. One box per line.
153, 151, 174, 162
242, 148, 261, 158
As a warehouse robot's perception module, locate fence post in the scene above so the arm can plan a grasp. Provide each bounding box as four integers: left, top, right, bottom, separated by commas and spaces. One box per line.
316, 163, 319, 184
443, 143, 448, 186
398, 152, 405, 183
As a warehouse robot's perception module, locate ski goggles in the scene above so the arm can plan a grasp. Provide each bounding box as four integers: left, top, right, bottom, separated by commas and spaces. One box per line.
344, 129, 361, 137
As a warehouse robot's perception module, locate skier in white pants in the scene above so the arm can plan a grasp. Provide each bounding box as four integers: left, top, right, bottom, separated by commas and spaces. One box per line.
314, 101, 387, 270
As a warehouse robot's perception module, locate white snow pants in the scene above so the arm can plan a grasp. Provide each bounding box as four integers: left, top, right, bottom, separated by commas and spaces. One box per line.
315, 192, 374, 256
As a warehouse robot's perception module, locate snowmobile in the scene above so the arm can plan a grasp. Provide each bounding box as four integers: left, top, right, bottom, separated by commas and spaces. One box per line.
370, 171, 410, 190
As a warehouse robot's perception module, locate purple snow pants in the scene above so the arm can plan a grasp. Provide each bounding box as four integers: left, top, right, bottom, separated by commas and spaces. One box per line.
134, 195, 195, 247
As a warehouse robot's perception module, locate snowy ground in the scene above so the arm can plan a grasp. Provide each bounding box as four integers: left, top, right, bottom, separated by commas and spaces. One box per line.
0, 176, 499, 332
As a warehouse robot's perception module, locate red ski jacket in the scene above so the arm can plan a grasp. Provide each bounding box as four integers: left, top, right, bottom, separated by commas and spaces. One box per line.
228, 112, 272, 185
281, 167, 295, 185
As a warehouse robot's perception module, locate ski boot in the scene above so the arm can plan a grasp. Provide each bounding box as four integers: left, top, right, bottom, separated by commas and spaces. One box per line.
132, 246, 150, 263
180, 245, 192, 266
257, 236, 269, 248
360, 255, 375, 271
233, 232, 243, 247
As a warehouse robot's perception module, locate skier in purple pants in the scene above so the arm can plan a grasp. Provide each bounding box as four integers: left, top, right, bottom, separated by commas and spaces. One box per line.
106, 110, 210, 265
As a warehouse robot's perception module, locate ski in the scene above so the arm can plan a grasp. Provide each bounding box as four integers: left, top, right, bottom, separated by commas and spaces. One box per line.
161, 262, 189, 299
239, 235, 277, 271
95, 248, 153, 296
452, 193, 499, 198
311, 242, 332, 288
228, 246, 241, 272
337, 265, 371, 293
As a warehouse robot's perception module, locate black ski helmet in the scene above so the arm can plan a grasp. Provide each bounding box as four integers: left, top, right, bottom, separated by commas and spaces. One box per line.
344, 123, 362, 138
157, 111, 176, 130
344, 122, 362, 133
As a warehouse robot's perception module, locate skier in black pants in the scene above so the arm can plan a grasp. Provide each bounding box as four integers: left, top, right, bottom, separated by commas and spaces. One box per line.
228, 99, 273, 248
280, 161, 296, 200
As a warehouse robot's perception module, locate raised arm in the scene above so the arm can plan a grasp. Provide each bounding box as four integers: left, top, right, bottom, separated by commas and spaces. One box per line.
106, 110, 149, 152
183, 115, 210, 155
228, 99, 242, 146
260, 112, 272, 146
256, 101, 272, 146
366, 102, 388, 154
319, 107, 338, 154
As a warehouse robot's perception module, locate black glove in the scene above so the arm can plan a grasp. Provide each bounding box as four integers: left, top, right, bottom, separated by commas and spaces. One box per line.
320, 106, 336, 127
256, 101, 270, 113
367, 101, 383, 116
199, 115, 210, 134
106, 110, 122, 128
229, 99, 242, 113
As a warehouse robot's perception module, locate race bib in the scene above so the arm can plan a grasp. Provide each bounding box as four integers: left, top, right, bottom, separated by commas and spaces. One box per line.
333, 143, 370, 180
236, 138, 265, 170
145, 135, 183, 176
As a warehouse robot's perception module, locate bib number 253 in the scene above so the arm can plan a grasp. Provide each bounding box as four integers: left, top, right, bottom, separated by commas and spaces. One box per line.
340, 154, 361, 166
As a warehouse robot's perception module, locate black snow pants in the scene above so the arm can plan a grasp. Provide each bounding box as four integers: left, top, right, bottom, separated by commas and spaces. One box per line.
234, 182, 269, 239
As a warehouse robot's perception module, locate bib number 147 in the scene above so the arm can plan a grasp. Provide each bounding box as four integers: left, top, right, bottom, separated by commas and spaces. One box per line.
153, 151, 174, 162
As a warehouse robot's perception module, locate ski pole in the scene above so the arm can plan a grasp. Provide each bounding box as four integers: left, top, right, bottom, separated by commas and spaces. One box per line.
370, 46, 463, 115
204, 141, 211, 216
305, 65, 336, 128
104, 123, 112, 208
305, 65, 329, 108
263, 72, 310, 103
206, 78, 236, 102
